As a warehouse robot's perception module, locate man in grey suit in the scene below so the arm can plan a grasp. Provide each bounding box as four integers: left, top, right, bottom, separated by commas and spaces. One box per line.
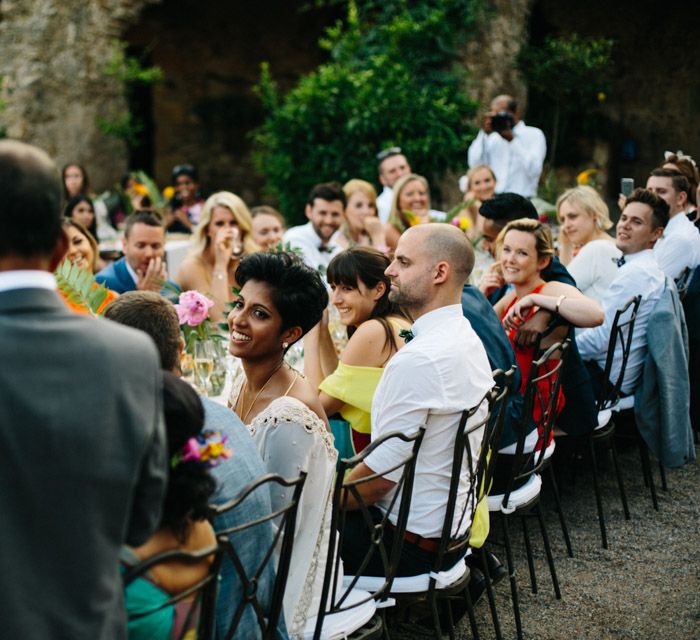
104, 291, 282, 639
0, 140, 168, 639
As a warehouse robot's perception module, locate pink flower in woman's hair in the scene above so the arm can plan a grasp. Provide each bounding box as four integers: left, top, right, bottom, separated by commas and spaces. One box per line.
175, 290, 215, 326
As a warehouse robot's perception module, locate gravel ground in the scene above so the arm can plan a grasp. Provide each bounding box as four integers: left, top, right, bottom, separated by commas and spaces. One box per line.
395, 439, 700, 640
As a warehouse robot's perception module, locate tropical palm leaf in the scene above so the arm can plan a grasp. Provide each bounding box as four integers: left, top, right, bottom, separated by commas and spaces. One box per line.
54, 259, 111, 315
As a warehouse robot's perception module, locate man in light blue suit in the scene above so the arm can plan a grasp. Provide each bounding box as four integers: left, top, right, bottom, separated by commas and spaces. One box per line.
104, 291, 285, 639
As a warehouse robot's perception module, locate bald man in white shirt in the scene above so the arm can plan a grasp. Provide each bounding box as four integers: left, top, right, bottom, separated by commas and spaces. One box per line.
340, 224, 493, 577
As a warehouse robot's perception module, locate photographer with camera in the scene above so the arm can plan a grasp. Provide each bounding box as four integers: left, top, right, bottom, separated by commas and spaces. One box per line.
467, 94, 546, 199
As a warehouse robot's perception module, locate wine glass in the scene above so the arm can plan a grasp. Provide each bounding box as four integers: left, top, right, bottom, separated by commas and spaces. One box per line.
193, 341, 215, 395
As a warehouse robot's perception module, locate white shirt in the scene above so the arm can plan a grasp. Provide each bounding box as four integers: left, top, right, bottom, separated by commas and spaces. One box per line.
376, 186, 393, 224
653, 212, 700, 279
282, 222, 341, 273
576, 249, 664, 394
365, 304, 493, 538
567, 239, 621, 302
467, 121, 547, 198
0, 270, 56, 293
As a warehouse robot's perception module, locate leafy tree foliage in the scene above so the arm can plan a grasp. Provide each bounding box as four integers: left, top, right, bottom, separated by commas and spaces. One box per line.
254, 1, 483, 224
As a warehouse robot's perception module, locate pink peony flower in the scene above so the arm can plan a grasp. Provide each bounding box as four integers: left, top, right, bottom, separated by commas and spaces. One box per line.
175, 290, 214, 326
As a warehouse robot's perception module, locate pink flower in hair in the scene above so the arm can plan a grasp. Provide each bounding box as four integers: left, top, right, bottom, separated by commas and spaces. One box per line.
175, 290, 214, 326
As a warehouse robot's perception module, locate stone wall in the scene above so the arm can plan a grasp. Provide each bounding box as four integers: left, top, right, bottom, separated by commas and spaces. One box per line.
0, 0, 160, 188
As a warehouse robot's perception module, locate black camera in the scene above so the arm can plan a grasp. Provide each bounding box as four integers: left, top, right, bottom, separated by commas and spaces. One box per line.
491, 111, 514, 133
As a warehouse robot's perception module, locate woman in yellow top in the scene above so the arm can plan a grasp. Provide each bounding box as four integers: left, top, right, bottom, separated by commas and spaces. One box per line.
304, 247, 412, 453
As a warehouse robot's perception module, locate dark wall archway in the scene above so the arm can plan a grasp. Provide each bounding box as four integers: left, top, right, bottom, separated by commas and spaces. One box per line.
124, 0, 341, 205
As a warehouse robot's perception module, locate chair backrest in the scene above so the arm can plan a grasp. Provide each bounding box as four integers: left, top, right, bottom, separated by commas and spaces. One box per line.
675, 266, 691, 302
313, 428, 424, 639
480, 366, 518, 496
598, 295, 642, 411
211, 471, 307, 640
122, 544, 223, 640
503, 340, 569, 504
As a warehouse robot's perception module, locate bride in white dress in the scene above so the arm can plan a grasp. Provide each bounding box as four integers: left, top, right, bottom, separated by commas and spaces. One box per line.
226, 251, 338, 638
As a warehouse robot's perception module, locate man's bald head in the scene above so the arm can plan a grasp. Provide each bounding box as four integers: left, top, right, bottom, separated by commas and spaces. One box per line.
0, 140, 62, 259
407, 223, 475, 285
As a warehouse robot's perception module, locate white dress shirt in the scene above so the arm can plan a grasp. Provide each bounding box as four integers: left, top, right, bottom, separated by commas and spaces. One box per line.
467, 121, 547, 198
283, 222, 341, 273
376, 186, 393, 224
653, 212, 700, 279
365, 304, 493, 538
576, 249, 664, 394
0, 270, 56, 293
567, 239, 621, 302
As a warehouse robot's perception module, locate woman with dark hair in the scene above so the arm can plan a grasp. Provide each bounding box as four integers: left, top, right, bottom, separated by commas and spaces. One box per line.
166, 164, 205, 233
122, 372, 224, 639
226, 251, 336, 638
62, 162, 116, 238
304, 247, 412, 452
62, 163, 90, 201
64, 194, 98, 240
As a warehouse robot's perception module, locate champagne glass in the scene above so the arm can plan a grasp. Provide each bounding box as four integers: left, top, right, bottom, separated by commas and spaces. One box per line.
193, 341, 215, 395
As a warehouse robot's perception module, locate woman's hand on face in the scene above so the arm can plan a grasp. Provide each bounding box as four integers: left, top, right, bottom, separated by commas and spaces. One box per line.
478, 261, 505, 295
320, 306, 329, 329
214, 227, 234, 263
363, 216, 386, 245
502, 294, 538, 331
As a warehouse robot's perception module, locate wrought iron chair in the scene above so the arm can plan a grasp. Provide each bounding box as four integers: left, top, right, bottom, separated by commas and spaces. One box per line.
352, 377, 513, 640
122, 544, 223, 640
211, 471, 307, 640
487, 340, 569, 640
470, 366, 518, 640
583, 294, 641, 547
675, 266, 691, 302
313, 428, 425, 640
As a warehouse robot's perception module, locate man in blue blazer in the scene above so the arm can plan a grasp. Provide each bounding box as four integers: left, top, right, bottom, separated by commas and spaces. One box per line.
96, 211, 179, 298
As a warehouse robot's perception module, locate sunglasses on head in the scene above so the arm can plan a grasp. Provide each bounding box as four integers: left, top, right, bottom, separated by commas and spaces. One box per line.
376, 146, 402, 162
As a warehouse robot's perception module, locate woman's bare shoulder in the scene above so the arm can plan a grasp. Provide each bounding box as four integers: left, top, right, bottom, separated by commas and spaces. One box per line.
175, 254, 208, 289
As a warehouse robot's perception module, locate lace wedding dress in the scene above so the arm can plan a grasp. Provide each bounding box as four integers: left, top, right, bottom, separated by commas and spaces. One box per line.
230, 377, 338, 638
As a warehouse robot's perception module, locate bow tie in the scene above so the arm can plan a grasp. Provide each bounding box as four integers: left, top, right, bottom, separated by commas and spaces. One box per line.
616, 256, 626, 268
318, 245, 334, 253
399, 329, 414, 343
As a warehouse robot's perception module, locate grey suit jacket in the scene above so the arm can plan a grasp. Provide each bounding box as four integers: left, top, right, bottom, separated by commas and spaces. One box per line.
0, 287, 168, 639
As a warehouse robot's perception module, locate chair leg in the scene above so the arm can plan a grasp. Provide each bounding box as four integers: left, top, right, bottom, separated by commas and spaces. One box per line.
546, 464, 574, 557
638, 440, 659, 511
588, 438, 608, 549
659, 462, 668, 491
502, 515, 524, 640
478, 549, 503, 640
520, 515, 538, 594
463, 582, 480, 640
610, 438, 631, 520
535, 503, 561, 599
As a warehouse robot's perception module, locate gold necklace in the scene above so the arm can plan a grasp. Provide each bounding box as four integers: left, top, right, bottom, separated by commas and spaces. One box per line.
239, 360, 285, 423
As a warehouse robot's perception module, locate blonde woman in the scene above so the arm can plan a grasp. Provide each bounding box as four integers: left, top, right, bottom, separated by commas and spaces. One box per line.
462, 164, 497, 239
175, 191, 260, 322
335, 179, 388, 250
557, 186, 621, 301
385, 173, 445, 250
